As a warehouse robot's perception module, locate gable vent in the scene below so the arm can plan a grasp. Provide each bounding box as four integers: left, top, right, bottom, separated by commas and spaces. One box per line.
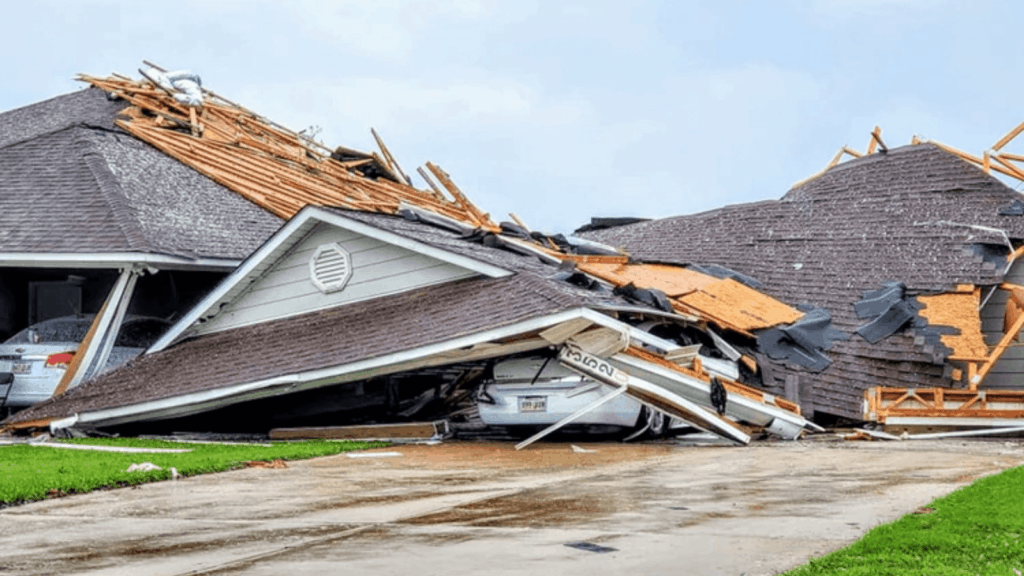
309, 242, 353, 294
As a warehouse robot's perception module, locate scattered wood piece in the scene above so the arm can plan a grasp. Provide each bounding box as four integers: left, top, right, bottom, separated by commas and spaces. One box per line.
244, 459, 288, 469
269, 421, 449, 441
539, 318, 594, 345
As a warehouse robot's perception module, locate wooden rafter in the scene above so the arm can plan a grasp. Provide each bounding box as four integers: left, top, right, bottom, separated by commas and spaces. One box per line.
797, 121, 1024, 189
79, 72, 499, 229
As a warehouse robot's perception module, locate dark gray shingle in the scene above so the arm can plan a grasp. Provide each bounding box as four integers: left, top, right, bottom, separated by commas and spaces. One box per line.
0, 87, 283, 260
583, 144, 1024, 418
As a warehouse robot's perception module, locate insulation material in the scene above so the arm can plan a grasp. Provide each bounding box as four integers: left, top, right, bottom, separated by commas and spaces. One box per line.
915, 291, 988, 359
676, 278, 805, 332
576, 263, 719, 297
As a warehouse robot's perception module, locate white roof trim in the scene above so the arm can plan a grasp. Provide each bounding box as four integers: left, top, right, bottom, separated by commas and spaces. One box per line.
313, 209, 512, 278
148, 206, 512, 353
0, 253, 240, 271
65, 308, 810, 431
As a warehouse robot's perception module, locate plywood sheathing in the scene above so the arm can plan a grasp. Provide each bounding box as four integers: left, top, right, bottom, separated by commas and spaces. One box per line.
78, 74, 498, 230
577, 263, 719, 297
677, 278, 805, 333
577, 263, 804, 334
916, 289, 989, 360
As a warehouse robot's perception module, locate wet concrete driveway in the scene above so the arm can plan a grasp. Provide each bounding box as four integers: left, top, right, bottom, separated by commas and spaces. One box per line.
2, 439, 1023, 575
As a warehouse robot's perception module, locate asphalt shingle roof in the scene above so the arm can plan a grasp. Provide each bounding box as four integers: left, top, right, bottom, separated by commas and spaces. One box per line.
583, 143, 1024, 418
0, 87, 282, 260
6, 213, 629, 424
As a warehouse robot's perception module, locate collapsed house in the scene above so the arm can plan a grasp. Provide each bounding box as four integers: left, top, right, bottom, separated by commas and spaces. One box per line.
581, 136, 1024, 428
7, 65, 1022, 440
2, 205, 818, 444
1, 67, 825, 444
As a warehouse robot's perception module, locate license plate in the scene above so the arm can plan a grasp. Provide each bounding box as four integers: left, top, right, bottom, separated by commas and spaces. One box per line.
519, 396, 547, 412
12, 362, 31, 374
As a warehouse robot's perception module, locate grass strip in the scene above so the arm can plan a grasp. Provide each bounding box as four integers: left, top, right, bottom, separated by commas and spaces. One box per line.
785, 464, 1024, 575
0, 438, 388, 507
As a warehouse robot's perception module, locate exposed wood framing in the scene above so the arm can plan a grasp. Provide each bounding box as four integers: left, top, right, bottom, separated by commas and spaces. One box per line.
865, 387, 1024, 422
865, 283, 1024, 422
79, 73, 498, 230
796, 122, 1024, 189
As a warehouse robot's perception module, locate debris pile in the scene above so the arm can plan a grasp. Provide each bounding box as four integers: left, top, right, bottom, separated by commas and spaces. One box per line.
584, 125, 1024, 431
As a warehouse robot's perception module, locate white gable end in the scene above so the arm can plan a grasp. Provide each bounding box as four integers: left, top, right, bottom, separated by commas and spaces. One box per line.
191, 221, 480, 336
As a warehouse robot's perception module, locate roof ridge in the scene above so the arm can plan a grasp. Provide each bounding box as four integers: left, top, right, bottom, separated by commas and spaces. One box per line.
73, 129, 153, 253
0, 121, 120, 153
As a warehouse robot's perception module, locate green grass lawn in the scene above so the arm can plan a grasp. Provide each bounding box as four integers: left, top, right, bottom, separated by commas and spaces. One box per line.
785, 464, 1024, 575
0, 438, 387, 507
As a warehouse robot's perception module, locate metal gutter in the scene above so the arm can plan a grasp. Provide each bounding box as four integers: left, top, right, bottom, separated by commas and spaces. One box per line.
0, 253, 240, 271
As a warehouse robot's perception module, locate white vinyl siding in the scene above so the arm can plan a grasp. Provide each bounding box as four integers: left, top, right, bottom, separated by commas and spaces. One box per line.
979, 261, 1024, 390
193, 223, 478, 336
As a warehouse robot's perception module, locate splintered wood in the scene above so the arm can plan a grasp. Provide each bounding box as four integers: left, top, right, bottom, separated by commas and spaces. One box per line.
79, 74, 497, 229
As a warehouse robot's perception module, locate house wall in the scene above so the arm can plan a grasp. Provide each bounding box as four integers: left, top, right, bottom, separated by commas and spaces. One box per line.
979, 259, 1024, 389
192, 222, 479, 336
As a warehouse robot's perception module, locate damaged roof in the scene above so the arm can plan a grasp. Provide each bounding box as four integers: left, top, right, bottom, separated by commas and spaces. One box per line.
0, 88, 282, 262
3, 209, 635, 426
582, 143, 1024, 418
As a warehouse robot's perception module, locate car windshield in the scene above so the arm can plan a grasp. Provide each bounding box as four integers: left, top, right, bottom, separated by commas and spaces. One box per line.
115, 318, 170, 348
3, 316, 170, 347
5, 317, 94, 344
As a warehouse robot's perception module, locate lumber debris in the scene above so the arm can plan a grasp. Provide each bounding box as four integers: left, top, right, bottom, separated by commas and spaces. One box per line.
78, 71, 498, 229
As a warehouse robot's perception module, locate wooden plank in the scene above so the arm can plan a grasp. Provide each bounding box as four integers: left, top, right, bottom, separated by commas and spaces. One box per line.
270, 421, 447, 441
993, 121, 1024, 151
91, 74, 486, 226
51, 294, 113, 398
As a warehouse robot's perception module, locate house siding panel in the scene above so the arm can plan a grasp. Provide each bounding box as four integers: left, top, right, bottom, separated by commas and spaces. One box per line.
980, 260, 1024, 389
193, 223, 478, 336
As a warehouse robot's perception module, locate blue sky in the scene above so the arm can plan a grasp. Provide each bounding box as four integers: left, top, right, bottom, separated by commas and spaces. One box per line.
3, 1, 1023, 233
